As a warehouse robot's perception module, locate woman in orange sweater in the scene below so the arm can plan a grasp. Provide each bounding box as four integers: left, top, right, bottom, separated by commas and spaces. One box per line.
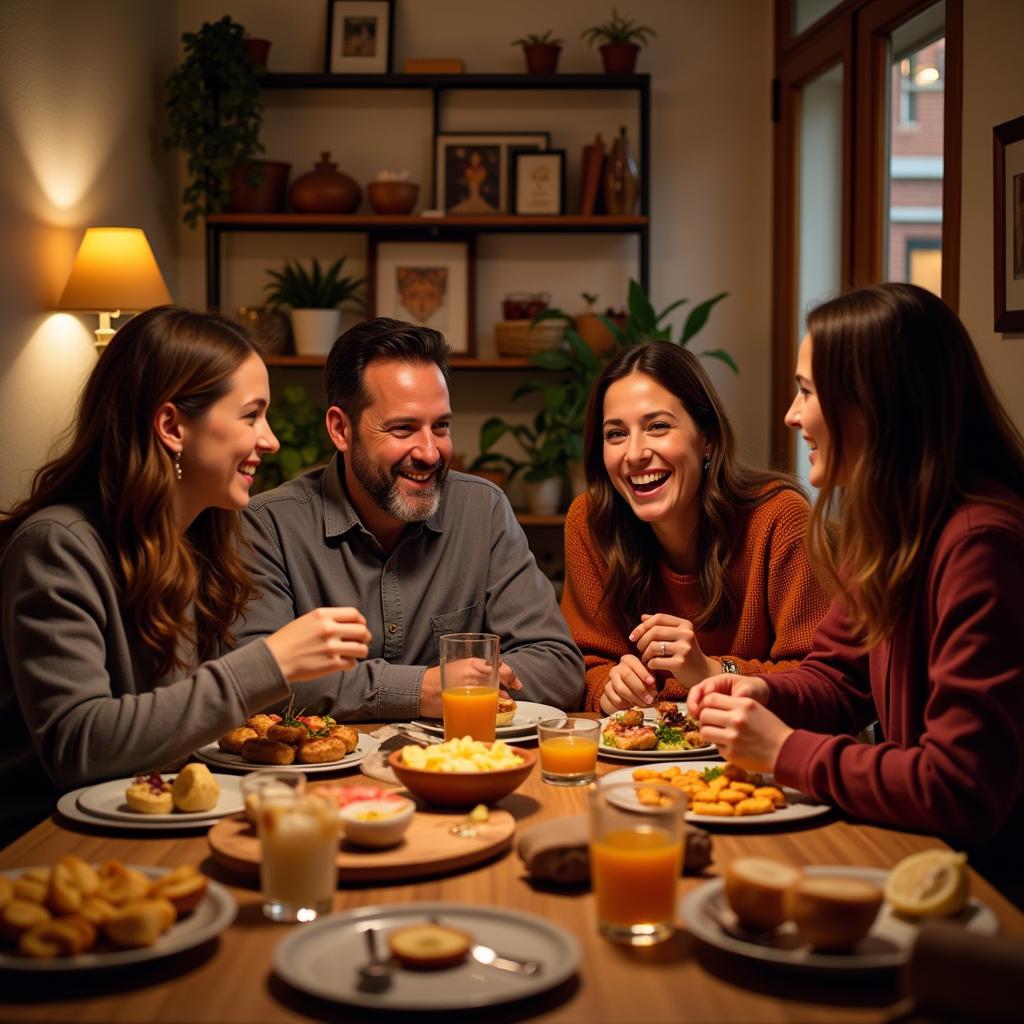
562, 341, 830, 713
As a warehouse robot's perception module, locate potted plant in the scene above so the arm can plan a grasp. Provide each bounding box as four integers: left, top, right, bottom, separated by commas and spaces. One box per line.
264, 257, 366, 356
511, 30, 565, 75
164, 15, 284, 226
254, 385, 334, 491
581, 8, 656, 75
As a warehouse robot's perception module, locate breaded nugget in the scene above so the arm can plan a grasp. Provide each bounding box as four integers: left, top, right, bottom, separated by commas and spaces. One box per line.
715, 787, 746, 804
708, 775, 729, 792
247, 714, 280, 738
692, 787, 718, 802
660, 766, 682, 779
632, 767, 660, 781
297, 736, 347, 764
754, 786, 787, 807
267, 723, 309, 746
729, 781, 756, 795
692, 801, 735, 816
328, 725, 359, 754
219, 726, 257, 754
636, 786, 665, 806
734, 796, 775, 816
241, 737, 296, 765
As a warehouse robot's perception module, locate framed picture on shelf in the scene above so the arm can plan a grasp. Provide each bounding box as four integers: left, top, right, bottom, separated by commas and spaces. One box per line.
511, 149, 566, 215
325, 0, 393, 74
994, 113, 1024, 331
434, 132, 549, 214
369, 239, 474, 354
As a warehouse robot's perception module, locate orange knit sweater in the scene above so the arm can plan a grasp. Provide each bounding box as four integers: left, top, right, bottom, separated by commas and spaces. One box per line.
561, 489, 832, 711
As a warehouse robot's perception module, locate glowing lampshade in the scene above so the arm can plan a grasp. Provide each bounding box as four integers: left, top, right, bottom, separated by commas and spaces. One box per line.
56, 227, 172, 350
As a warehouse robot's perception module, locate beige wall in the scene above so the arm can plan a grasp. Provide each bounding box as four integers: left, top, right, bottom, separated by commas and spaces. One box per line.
0, 0, 177, 506
959, 0, 1024, 432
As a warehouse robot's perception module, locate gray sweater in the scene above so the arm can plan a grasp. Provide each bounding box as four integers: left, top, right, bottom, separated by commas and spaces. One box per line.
0, 504, 289, 840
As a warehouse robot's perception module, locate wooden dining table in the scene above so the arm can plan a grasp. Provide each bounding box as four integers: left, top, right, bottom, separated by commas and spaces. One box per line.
1, 727, 1021, 1024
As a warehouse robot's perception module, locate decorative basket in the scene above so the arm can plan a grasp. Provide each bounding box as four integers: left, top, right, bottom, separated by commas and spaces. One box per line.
494, 318, 565, 356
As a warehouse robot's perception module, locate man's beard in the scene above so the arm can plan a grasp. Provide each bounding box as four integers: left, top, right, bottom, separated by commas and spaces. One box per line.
348, 440, 449, 523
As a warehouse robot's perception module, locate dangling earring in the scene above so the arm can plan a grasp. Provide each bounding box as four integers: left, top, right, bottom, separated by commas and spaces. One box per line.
702, 451, 711, 472
174, 450, 183, 482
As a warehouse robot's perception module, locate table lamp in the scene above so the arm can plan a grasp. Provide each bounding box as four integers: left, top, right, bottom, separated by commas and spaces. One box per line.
56, 227, 173, 351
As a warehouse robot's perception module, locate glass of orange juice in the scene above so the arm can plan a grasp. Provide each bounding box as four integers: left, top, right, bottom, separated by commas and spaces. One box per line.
589, 782, 686, 945
440, 633, 500, 742
538, 717, 600, 786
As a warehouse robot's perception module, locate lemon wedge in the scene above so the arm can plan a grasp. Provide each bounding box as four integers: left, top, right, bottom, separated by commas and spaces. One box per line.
884, 850, 969, 918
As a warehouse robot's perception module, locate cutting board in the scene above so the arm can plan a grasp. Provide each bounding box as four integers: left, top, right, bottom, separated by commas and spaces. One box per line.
207, 807, 515, 883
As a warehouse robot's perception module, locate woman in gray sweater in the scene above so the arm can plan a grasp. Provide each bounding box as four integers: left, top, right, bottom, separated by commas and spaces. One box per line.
0, 306, 371, 842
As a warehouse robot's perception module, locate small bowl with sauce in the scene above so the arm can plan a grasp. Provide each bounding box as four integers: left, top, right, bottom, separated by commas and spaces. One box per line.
340, 796, 415, 848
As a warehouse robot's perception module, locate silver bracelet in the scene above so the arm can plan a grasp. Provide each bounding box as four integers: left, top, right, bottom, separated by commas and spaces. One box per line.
720, 657, 739, 674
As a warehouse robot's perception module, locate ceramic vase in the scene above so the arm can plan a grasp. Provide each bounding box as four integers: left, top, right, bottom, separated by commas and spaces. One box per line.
291, 309, 342, 356
603, 126, 640, 215
227, 161, 291, 214
289, 153, 361, 214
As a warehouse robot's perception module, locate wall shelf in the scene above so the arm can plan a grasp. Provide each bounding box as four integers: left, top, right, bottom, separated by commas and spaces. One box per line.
265, 354, 539, 370
261, 72, 649, 92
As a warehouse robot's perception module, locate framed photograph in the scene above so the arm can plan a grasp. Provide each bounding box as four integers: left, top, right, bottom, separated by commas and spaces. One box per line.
994, 115, 1024, 331
325, 0, 393, 74
369, 239, 475, 354
511, 149, 566, 215
434, 133, 549, 214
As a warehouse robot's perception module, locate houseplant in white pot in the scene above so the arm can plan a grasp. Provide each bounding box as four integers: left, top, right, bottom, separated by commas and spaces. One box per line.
264, 257, 366, 356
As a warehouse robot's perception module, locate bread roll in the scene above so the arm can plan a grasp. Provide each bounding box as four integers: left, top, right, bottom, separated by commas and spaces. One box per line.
171, 763, 220, 812
724, 857, 804, 931
785, 875, 883, 951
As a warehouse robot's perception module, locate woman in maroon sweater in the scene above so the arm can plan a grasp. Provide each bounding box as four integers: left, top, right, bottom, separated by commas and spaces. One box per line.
688, 283, 1024, 895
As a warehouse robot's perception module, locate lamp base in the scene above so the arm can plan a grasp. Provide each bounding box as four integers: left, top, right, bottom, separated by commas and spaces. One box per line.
94, 310, 119, 352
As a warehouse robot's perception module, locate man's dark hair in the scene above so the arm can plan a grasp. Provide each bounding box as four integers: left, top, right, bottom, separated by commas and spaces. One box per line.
324, 317, 451, 422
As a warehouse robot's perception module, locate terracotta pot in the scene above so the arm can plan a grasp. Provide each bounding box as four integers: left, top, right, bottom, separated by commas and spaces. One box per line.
289, 152, 361, 214
599, 42, 640, 75
227, 160, 290, 214
574, 312, 624, 356
243, 38, 271, 68
367, 181, 419, 215
523, 43, 561, 75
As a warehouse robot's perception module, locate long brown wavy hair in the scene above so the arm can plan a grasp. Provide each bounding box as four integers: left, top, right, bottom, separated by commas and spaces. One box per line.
805, 283, 1024, 647
584, 342, 805, 635
0, 306, 261, 675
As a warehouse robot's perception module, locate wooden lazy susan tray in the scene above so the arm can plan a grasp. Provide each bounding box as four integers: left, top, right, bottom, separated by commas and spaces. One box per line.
207, 806, 515, 883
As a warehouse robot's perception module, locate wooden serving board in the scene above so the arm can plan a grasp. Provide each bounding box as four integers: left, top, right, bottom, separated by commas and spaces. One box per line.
207, 808, 515, 883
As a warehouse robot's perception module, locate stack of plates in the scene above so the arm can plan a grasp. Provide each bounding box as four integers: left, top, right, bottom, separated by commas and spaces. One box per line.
410, 701, 566, 743
56, 773, 244, 832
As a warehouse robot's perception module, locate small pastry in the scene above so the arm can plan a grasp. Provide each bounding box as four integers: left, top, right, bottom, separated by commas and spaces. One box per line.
18, 919, 87, 958
103, 897, 176, 948
149, 866, 207, 915
0, 899, 51, 941
125, 773, 174, 814
388, 923, 472, 970
495, 696, 516, 727
171, 763, 220, 813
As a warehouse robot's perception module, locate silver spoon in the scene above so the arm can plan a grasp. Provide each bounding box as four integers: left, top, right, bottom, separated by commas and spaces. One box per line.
357, 925, 392, 992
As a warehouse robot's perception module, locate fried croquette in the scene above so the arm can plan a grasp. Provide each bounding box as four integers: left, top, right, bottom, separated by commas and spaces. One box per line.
297, 736, 348, 764
219, 727, 257, 754
241, 737, 296, 766
266, 723, 310, 746
246, 714, 281, 737
328, 725, 359, 753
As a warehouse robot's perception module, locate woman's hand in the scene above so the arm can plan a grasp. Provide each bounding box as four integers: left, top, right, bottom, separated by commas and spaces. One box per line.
631, 613, 719, 689
599, 654, 657, 715
687, 674, 791, 772
265, 607, 372, 683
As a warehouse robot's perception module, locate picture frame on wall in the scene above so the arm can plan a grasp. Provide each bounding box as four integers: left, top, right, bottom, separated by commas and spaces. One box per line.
325, 0, 393, 74
434, 133, 549, 214
369, 239, 474, 354
511, 149, 566, 215
994, 114, 1024, 331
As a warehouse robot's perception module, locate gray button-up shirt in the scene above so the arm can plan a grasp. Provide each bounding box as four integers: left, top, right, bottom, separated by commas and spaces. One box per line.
238, 457, 584, 720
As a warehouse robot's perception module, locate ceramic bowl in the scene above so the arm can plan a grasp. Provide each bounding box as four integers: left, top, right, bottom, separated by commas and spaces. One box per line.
339, 796, 415, 848
387, 746, 536, 808
367, 181, 419, 215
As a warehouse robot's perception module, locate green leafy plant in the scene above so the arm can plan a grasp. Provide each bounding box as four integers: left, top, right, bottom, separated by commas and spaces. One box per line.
254, 384, 334, 491
164, 16, 265, 227
581, 8, 657, 47
264, 257, 367, 310
511, 30, 565, 47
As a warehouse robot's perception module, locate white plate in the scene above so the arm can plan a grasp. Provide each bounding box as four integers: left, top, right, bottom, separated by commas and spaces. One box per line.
273, 901, 580, 1010
194, 732, 379, 774
57, 788, 224, 833
682, 865, 999, 971
411, 701, 567, 738
601, 761, 832, 825
597, 706, 718, 760
76, 773, 243, 823
0, 865, 236, 972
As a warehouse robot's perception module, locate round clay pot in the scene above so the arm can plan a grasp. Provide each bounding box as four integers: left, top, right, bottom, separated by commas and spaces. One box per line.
523, 43, 561, 75
243, 38, 271, 68
367, 181, 420, 215
227, 160, 291, 214
574, 312, 624, 356
289, 152, 361, 214
599, 42, 640, 75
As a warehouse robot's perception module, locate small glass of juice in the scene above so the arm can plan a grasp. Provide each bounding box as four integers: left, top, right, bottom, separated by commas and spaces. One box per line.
538, 717, 600, 786
589, 782, 686, 946
254, 786, 338, 923
439, 632, 500, 742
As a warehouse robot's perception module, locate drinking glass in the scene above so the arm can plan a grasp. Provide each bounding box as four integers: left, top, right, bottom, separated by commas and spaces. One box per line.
439, 632, 500, 742
246, 774, 339, 923
239, 770, 305, 826
589, 782, 686, 945
538, 717, 600, 786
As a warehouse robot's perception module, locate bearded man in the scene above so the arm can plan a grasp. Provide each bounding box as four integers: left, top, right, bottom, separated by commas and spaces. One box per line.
237, 317, 583, 719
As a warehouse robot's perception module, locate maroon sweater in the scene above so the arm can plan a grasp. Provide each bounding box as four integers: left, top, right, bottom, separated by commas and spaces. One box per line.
767, 483, 1024, 848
